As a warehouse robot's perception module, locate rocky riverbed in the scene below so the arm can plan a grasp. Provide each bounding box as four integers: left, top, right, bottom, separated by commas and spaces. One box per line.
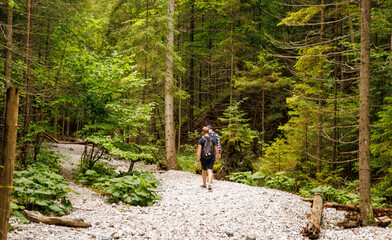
8, 144, 392, 240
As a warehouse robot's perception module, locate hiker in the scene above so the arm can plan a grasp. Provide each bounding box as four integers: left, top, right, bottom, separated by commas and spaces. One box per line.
197, 126, 219, 191
206, 124, 221, 159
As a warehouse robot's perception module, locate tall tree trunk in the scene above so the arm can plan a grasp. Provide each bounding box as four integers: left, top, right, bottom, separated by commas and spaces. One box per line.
199, 66, 202, 109
261, 86, 265, 157
21, 0, 33, 164
332, 7, 340, 164
165, 0, 177, 169
229, 13, 234, 107
316, 0, 325, 174
4, 2, 13, 89
187, 0, 195, 133
359, 0, 373, 226
0, 88, 19, 240
178, 27, 184, 156
45, 20, 51, 67
151, 78, 158, 139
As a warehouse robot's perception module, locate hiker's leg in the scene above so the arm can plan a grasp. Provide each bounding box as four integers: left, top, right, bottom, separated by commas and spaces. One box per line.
202, 170, 207, 186
207, 169, 213, 185
206, 158, 215, 185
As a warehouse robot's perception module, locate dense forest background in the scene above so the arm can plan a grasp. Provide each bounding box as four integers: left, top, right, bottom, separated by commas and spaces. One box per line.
1, 0, 392, 222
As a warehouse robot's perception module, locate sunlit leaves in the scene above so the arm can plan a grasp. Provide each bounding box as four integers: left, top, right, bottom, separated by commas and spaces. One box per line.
278, 6, 323, 26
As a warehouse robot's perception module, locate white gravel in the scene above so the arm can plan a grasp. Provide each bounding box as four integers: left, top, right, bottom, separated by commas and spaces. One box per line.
8, 144, 392, 240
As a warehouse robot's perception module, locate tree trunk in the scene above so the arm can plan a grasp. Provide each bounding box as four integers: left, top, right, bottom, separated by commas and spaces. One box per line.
4, 2, 13, 89
261, 86, 265, 157
21, 0, 33, 164
302, 194, 323, 239
316, 0, 325, 174
165, 0, 177, 169
187, 0, 195, 134
229, 13, 234, 107
0, 88, 20, 240
45, 20, 51, 67
178, 23, 184, 156
24, 210, 91, 228
359, 0, 373, 226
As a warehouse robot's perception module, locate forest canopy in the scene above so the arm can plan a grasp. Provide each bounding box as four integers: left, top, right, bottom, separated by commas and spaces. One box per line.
1, 0, 392, 227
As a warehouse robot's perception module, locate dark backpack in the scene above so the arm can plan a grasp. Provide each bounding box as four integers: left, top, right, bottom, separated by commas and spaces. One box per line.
202, 136, 214, 160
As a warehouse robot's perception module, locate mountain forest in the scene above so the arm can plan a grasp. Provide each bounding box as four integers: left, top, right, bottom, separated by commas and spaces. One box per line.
1, 0, 392, 237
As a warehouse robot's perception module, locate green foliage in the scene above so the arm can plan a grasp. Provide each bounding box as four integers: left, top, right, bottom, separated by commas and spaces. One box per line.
228, 171, 297, 192
75, 162, 161, 206
228, 171, 388, 207
219, 99, 258, 151
294, 45, 336, 77
12, 155, 74, 217
228, 171, 265, 186
259, 138, 298, 174
278, 6, 323, 26
218, 99, 259, 174
105, 172, 161, 206
10, 202, 28, 223
178, 151, 198, 173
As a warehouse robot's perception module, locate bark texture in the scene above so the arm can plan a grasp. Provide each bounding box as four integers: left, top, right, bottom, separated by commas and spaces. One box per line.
302, 194, 323, 239
165, 0, 177, 169
24, 210, 91, 228
359, 0, 374, 226
4, 2, 13, 88
0, 88, 20, 240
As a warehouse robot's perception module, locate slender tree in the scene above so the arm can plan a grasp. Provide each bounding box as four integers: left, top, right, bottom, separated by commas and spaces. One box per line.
0, 88, 19, 240
165, 0, 177, 169
4, 1, 13, 89
359, 0, 373, 226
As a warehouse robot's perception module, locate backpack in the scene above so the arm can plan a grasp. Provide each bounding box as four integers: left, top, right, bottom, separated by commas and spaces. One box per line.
201, 136, 214, 160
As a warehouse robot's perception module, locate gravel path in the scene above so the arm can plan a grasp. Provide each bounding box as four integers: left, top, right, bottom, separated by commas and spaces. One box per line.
8, 144, 392, 240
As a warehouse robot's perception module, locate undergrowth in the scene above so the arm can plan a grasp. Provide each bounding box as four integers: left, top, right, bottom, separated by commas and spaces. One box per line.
227, 171, 388, 208
75, 161, 161, 206
12, 148, 74, 223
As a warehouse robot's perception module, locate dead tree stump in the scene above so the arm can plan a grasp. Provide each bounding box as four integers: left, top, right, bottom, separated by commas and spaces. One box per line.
24, 210, 91, 228
302, 193, 323, 239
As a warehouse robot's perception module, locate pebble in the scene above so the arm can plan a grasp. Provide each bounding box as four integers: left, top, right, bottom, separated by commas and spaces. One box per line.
7, 144, 392, 240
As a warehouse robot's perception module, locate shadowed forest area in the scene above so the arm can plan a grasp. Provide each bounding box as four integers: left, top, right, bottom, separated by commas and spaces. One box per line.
1, 0, 392, 238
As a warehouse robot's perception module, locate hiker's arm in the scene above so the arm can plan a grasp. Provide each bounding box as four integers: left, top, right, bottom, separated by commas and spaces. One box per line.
216, 134, 221, 154
196, 144, 202, 162
214, 145, 220, 159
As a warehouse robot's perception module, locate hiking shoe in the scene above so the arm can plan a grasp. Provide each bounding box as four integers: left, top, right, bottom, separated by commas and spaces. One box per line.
207, 185, 212, 191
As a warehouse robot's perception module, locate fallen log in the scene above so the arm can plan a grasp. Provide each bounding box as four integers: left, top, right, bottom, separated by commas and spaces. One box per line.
323, 204, 392, 216
302, 194, 323, 239
375, 216, 392, 227
142, 170, 166, 174
24, 210, 91, 228
42, 132, 60, 143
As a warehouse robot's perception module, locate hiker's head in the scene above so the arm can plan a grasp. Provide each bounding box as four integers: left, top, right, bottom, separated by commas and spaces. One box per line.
206, 125, 212, 130
202, 127, 209, 134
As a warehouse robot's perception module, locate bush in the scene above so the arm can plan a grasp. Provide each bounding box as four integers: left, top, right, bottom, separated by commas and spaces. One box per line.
12, 162, 74, 219
228, 171, 298, 192
75, 163, 161, 206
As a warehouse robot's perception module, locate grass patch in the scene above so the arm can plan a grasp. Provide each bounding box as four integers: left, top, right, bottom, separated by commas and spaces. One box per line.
178, 151, 197, 173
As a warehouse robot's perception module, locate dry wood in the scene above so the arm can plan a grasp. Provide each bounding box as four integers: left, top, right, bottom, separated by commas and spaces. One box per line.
142, 170, 166, 174
302, 194, 323, 239
375, 216, 392, 227
0, 88, 20, 240
323, 204, 392, 216
337, 220, 359, 228
42, 132, 60, 143
24, 210, 91, 228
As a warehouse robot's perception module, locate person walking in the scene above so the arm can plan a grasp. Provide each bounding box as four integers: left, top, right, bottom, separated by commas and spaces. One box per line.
197, 127, 219, 191
206, 124, 221, 159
